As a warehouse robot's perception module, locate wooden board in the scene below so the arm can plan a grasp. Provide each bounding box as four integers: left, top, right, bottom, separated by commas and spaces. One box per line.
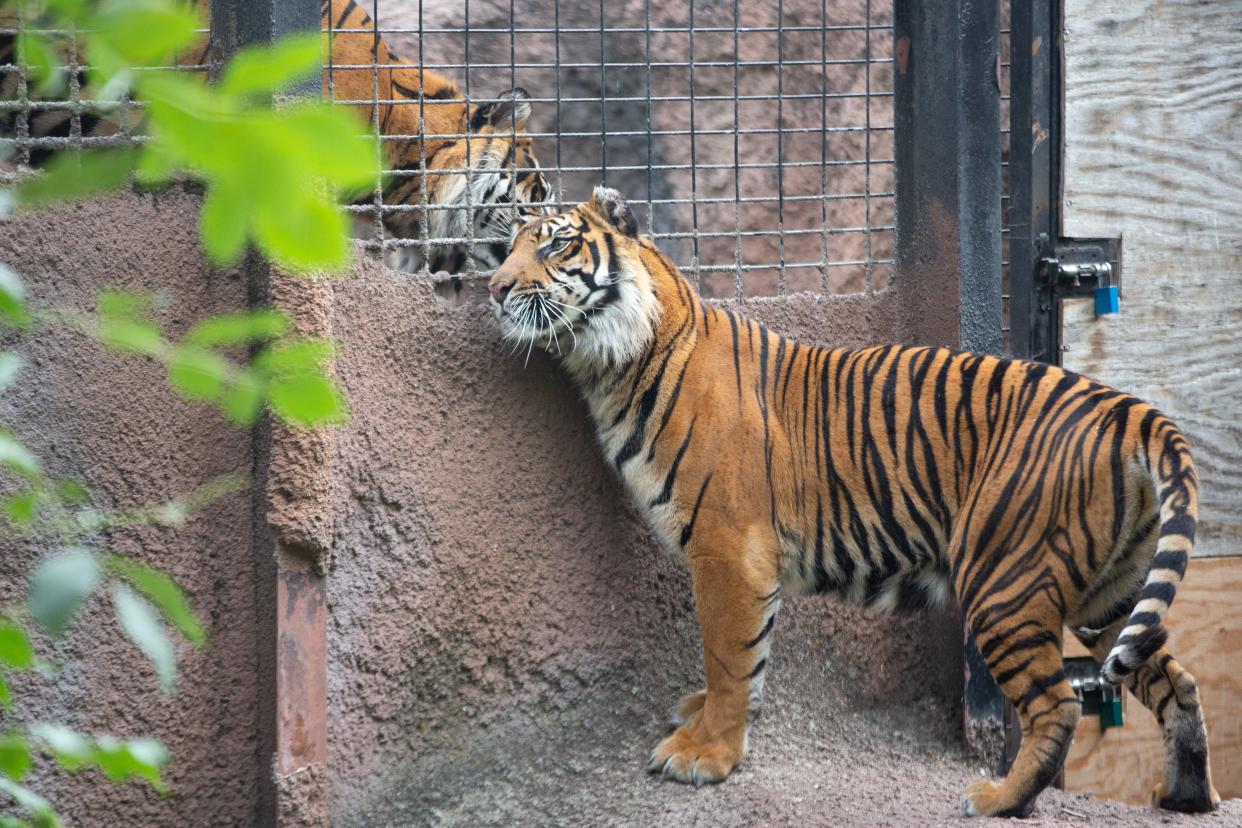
1062, 557, 1242, 804
1059, 0, 1242, 558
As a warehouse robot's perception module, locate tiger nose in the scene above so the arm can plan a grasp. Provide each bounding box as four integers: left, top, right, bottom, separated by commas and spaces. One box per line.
489, 279, 514, 304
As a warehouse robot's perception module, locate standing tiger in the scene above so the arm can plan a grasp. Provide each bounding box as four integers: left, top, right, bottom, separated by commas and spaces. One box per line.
487, 187, 1220, 817
0, 0, 550, 273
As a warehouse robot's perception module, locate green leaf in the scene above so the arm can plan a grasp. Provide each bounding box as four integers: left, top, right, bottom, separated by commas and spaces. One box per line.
0, 624, 33, 670
93, 736, 168, 793
111, 583, 176, 694
0, 735, 28, 782
0, 433, 40, 480
91, 2, 200, 69
218, 33, 322, 98
257, 193, 353, 274
97, 290, 151, 320
0, 777, 58, 828
105, 556, 204, 646
197, 184, 249, 265
281, 103, 378, 188
30, 725, 168, 793
14, 149, 138, 211
29, 724, 92, 772
4, 492, 38, 527
0, 354, 23, 391
95, 290, 163, 355
0, 266, 29, 328
133, 142, 180, 189
16, 30, 63, 96
97, 318, 164, 356
267, 372, 346, 427
167, 345, 229, 402
28, 550, 99, 636
54, 479, 89, 507
256, 339, 334, 374
185, 311, 287, 348
0, 673, 9, 711
220, 372, 264, 426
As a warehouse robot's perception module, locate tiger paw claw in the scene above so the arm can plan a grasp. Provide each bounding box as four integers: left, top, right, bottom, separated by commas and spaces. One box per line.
647, 724, 741, 786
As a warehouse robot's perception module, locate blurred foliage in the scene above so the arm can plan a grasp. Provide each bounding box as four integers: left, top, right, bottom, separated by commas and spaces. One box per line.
0, 0, 378, 824
7, 0, 376, 272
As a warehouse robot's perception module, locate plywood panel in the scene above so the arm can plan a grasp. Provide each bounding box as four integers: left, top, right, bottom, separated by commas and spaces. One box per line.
1059, 0, 1242, 558
1062, 557, 1242, 804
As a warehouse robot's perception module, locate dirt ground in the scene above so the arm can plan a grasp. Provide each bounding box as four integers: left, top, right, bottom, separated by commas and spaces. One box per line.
336, 617, 1240, 827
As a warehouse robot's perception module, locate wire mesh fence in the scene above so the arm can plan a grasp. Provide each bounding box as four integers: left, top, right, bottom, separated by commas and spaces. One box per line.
332, 0, 897, 298
2, 1, 1022, 306
0, 11, 214, 168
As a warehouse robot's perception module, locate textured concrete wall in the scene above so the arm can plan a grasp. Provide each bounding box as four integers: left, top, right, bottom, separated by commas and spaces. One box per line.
323, 260, 963, 822
0, 187, 962, 825
0, 189, 265, 826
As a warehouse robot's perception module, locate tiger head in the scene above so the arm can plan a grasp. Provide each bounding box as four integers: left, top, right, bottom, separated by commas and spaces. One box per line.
380, 85, 553, 274
489, 186, 662, 376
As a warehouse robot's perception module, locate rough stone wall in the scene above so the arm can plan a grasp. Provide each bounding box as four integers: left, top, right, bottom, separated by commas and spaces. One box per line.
0, 189, 264, 826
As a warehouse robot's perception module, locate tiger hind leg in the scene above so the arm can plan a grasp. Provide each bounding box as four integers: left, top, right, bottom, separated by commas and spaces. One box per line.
1074, 625, 1220, 812
961, 608, 1079, 817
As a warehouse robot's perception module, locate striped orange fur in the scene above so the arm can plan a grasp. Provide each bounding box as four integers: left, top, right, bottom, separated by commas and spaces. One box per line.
489, 187, 1220, 817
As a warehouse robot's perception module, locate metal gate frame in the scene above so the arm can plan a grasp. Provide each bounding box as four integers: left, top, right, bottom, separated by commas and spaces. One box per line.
1007, 0, 1060, 364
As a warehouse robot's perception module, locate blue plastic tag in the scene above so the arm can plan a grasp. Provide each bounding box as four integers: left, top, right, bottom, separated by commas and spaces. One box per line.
1095, 285, 1119, 316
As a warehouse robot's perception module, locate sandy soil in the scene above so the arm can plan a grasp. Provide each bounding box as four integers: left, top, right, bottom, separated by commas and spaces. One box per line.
336, 618, 1240, 827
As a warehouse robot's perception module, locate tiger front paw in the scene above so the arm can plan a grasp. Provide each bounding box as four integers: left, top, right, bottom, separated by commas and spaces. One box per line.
961, 779, 1035, 818
646, 721, 743, 787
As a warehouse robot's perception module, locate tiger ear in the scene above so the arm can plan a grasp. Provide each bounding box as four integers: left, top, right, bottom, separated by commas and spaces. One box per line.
588, 185, 638, 238
468, 88, 532, 132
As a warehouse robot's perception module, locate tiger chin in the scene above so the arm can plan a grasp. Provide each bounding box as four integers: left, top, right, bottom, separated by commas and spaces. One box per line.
489, 187, 1220, 817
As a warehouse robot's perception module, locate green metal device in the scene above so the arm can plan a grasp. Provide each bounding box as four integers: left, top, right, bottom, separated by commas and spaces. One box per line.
1065, 656, 1124, 730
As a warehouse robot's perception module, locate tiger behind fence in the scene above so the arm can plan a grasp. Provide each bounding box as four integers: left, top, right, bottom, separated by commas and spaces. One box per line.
0, 0, 551, 273
487, 187, 1220, 818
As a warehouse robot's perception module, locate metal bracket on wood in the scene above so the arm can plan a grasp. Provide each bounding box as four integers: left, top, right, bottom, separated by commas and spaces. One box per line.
1037, 234, 1122, 297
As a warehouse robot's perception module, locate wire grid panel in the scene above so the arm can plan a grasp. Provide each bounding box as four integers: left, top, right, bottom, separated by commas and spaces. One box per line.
345, 0, 895, 298
0, 13, 215, 171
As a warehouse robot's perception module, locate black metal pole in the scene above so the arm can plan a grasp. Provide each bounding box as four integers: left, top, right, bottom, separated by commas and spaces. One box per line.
1008, 0, 1058, 363
892, 0, 1006, 774
894, 0, 1002, 353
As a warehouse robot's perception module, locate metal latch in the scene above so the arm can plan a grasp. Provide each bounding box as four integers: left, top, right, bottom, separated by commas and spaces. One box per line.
1065, 656, 1124, 730
1036, 234, 1122, 316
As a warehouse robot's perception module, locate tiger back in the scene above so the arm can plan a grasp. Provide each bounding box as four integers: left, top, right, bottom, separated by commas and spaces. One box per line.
486, 187, 1220, 818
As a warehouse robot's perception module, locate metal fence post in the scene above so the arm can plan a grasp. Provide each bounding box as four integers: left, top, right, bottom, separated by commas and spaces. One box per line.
1008, 0, 1058, 363
892, 0, 1007, 774
214, 2, 332, 825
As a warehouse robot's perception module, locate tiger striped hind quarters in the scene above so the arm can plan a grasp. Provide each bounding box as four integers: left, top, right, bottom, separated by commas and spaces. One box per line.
488, 186, 1220, 817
